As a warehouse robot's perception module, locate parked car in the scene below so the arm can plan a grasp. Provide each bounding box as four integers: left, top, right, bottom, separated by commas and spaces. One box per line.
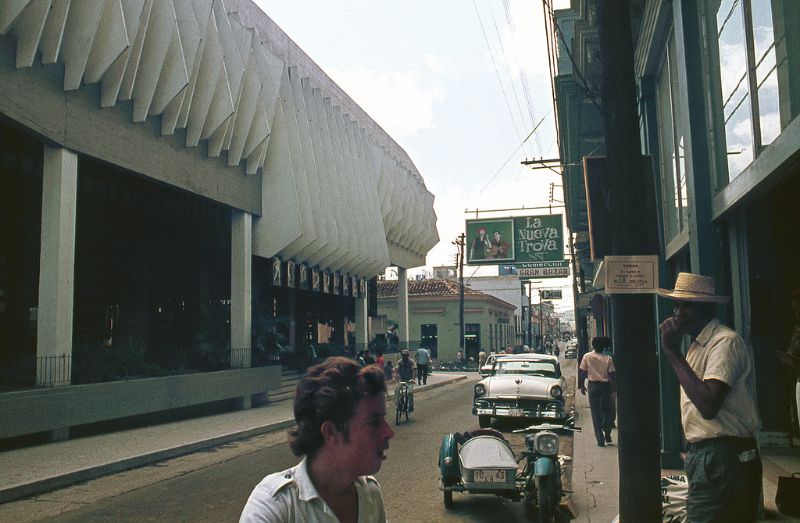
564, 342, 577, 359
472, 356, 567, 428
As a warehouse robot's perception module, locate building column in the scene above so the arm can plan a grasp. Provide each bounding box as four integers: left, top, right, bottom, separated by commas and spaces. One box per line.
397, 267, 409, 349
36, 146, 78, 388
355, 286, 369, 349
230, 211, 252, 369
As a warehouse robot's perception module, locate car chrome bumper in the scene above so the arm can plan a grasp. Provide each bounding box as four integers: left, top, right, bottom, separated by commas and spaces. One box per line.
473, 404, 565, 419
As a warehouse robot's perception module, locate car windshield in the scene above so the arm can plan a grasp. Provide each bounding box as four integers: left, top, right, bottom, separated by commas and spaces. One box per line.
495, 360, 558, 378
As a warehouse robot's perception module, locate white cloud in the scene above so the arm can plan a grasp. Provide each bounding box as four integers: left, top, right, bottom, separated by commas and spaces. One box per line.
423, 53, 453, 74
326, 67, 443, 138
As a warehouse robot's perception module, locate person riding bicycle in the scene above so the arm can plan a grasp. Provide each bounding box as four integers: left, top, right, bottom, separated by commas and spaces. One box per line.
394, 349, 416, 412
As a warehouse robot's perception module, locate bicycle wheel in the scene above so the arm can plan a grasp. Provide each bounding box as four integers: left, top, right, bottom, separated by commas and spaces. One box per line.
396, 396, 404, 425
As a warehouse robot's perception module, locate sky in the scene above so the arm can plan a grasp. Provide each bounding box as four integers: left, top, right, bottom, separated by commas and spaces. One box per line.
255, 0, 574, 311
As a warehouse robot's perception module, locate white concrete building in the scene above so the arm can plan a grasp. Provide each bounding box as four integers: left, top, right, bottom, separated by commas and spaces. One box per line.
0, 0, 438, 442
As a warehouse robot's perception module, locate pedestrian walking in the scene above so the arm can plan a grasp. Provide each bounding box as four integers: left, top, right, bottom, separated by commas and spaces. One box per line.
658, 272, 762, 522
240, 357, 393, 522
578, 336, 616, 447
415, 346, 431, 385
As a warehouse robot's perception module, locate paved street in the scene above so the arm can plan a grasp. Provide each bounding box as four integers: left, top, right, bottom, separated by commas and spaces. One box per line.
1, 370, 576, 522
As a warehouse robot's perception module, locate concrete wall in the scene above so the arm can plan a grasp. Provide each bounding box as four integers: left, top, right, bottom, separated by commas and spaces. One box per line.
0, 366, 280, 440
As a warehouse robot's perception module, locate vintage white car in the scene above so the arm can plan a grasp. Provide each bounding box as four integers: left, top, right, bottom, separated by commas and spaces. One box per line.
472, 356, 566, 428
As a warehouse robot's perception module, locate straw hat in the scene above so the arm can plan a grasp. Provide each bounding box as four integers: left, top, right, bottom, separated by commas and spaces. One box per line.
657, 272, 730, 303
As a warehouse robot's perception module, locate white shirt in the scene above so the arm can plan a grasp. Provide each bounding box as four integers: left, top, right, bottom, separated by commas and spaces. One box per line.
240, 457, 387, 523
579, 351, 615, 382
681, 319, 761, 443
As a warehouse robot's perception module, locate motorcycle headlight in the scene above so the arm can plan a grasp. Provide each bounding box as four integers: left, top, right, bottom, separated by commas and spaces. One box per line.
474, 384, 486, 397
534, 432, 560, 456
550, 385, 563, 399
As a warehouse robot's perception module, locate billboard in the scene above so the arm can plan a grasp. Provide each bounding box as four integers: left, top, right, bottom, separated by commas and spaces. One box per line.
467, 214, 564, 266
466, 218, 515, 264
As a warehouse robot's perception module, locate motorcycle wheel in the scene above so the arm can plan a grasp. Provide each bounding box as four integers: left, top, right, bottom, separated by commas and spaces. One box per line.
536, 475, 555, 523
443, 489, 453, 509
478, 415, 491, 428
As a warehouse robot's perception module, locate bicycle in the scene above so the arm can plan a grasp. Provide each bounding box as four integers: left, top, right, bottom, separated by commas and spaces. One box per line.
396, 380, 412, 425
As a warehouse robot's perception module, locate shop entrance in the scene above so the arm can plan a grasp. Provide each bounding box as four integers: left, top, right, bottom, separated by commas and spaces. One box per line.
746, 168, 800, 435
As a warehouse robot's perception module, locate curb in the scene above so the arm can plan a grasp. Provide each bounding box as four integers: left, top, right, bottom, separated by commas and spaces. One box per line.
0, 374, 468, 504
0, 419, 296, 505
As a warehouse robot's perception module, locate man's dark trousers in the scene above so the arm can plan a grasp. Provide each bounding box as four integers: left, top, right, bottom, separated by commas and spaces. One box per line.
587, 381, 613, 445
417, 364, 428, 385
685, 437, 762, 522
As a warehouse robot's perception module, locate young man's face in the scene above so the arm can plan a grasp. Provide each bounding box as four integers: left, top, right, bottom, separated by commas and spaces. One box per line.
341, 394, 394, 476
493, 232, 501, 242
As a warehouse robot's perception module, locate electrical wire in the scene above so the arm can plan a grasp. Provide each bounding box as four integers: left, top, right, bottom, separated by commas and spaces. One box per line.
471, 0, 527, 150
477, 110, 551, 195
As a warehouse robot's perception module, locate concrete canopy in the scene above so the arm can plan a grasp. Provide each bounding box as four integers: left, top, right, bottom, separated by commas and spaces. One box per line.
0, 0, 438, 277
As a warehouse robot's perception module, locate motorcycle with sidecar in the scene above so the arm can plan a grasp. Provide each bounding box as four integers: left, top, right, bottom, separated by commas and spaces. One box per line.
438, 417, 578, 522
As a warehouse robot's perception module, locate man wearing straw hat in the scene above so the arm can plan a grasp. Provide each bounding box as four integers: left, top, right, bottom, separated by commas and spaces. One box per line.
658, 272, 762, 522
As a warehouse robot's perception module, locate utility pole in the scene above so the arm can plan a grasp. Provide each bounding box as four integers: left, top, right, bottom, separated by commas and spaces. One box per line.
596, 0, 662, 520
526, 281, 533, 347
538, 289, 543, 347
453, 234, 466, 354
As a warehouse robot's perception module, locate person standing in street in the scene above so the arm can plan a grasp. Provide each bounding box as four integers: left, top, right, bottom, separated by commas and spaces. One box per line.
579, 336, 616, 447
240, 357, 393, 522
658, 272, 762, 522
415, 346, 431, 385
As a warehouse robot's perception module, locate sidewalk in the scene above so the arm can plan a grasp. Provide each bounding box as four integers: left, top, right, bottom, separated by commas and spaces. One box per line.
0, 372, 467, 505
567, 391, 797, 522
568, 389, 620, 522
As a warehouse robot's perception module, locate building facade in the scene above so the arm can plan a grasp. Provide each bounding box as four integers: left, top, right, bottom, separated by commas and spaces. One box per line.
0, 0, 438, 442
553, 0, 800, 467
377, 279, 517, 362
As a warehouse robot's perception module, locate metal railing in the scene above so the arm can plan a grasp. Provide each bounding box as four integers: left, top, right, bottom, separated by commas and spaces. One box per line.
36, 354, 72, 386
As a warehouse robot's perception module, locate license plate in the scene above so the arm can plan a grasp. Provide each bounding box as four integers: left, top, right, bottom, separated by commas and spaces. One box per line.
473, 469, 506, 483
507, 408, 523, 417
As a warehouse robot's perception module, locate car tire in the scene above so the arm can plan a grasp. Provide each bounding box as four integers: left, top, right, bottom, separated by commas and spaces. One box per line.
444, 489, 453, 509
478, 415, 491, 428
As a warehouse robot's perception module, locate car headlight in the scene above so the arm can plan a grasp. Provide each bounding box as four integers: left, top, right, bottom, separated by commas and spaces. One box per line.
550, 385, 563, 399
534, 432, 560, 455
474, 384, 486, 397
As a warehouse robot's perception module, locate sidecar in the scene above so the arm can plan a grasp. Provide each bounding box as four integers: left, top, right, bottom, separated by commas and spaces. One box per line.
438, 429, 523, 508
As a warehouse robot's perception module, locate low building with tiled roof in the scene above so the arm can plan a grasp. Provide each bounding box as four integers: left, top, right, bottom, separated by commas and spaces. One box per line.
376, 279, 519, 362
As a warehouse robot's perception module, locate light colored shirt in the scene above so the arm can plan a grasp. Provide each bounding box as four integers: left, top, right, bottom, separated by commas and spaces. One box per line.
415, 348, 431, 365
579, 351, 615, 382
681, 319, 761, 443
240, 457, 387, 523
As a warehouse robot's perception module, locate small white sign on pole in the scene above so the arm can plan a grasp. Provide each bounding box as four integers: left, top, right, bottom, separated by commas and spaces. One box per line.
604, 255, 659, 294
